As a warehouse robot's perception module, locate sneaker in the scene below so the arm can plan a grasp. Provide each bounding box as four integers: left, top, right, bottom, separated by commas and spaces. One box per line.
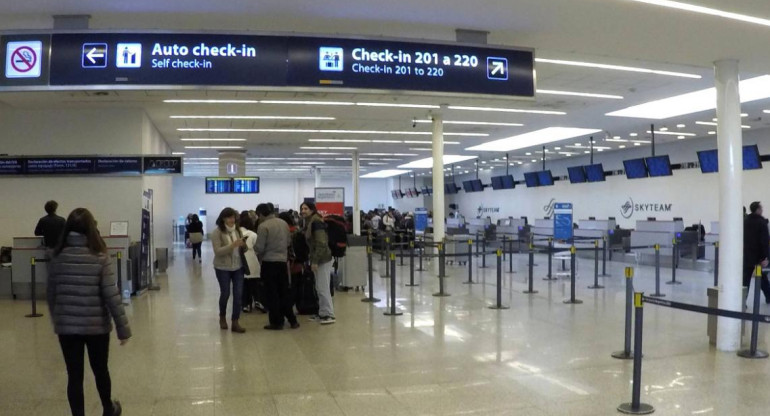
319, 316, 336, 325
254, 302, 267, 313
308, 315, 320, 322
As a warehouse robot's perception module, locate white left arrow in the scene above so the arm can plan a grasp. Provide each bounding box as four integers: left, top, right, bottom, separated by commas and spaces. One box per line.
86, 47, 105, 64
491, 61, 505, 75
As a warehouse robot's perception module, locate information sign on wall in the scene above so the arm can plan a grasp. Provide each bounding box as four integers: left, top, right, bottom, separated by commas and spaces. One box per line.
553, 202, 573, 241
315, 187, 345, 217
414, 208, 429, 234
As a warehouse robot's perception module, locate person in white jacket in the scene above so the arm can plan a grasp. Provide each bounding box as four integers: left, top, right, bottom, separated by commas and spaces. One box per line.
239, 211, 264, 313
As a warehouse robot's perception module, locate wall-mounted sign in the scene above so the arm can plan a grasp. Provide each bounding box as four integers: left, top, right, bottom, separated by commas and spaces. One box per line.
2, 32, 534, 98
142, 156, 182, 174
0, 155, 179, 176
620, 197, 673, 219
315, 187, 345, 217
553, 202, 573, 241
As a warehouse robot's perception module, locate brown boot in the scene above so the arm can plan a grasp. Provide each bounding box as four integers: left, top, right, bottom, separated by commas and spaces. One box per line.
231, 319, 246, 333
219, 316, 228, 330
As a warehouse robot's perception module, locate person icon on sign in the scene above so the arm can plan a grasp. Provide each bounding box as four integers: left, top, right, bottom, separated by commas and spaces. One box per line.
122, 47, 130, 65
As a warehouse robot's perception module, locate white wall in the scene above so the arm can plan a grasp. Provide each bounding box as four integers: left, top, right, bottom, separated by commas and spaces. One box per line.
141, 114, 173, 249
385, 128, 770, 231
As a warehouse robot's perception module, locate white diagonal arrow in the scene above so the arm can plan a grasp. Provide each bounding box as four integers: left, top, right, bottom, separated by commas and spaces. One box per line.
491, 61, 505, 76
86, 47, 105, 64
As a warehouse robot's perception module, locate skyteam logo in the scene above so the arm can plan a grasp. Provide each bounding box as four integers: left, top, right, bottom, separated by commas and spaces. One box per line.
319, 47, 344, 71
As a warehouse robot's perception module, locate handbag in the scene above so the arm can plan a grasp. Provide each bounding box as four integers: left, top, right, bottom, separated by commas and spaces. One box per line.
189, 232, 203, 244
239, 246, 251, 276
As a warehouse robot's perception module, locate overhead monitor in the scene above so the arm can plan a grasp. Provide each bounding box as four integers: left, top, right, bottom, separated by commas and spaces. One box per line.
623, 158, 648, 179
205, 177, 233, 193
462, 179, 483, 192
445, 183, 460, 194
645, 155, 672, 177
584, 163, 606, 182
232, 177, 260, 193
421, 186, 433, 195
697, 149, 718, 173
537, 170, 554, 186
491, 174, 515, 190
567, 166, 586, 184
743, 145, 762, 170
523, 172, 539, 188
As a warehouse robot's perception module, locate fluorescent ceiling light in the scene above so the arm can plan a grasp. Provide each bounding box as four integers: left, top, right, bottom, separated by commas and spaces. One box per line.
631, 140, 652, 144
177, 128, 486, 136
360, 169, 411, 178
368, 162, 390, 165
403, 140, 460, 144
307, 139, 460, 144
409, 148, 433, 151
605, 138, 628, 142
647, 130, 696, 137
466, 127, 601, 152
399, 155, 478, 169
696, 121, 751, 128
535, 58, 701, 79
356, 102, 439, 109
629, 0, 770, 28
163, 99, 259, 103
309, 139, 371, 143
536, 89, 624, 99
171, 152, 185, 155
566, 145, 611, 150
363, 153, 419, 156
607, 76, 770, 119
170, 115, 335, 120
414, 120, 524, 127
184, 146, 243, 149
448, 105, 566, 115
260, 100, 355, 106
180, 138, 247, 142
299, 146, 357, 150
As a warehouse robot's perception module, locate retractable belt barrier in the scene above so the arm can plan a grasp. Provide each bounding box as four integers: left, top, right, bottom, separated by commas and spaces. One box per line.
26, 257, 49, 318
361, 241, 380, 303
383, 253, 402, 316
488, 249, 509, 310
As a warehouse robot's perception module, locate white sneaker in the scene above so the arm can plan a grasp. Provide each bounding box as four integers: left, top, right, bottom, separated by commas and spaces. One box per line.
308, 315, 320, 322
319, 316, 336, 325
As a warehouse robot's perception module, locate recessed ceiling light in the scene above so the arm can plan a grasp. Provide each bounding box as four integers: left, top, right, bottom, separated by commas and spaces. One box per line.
399, 155, 478, 169
630, 133, 638, 137
660, 127, 669, 131
466, 127, 601, 152
708, 131, 716, 135
629, 0, 770, 28
554, 147, 561, 150
414, 120, 524, 127
448, 105, 566, 115
607, 76, 770, 119
171, 152, 185, 155
537, 89, 624, 99
677, 124, 686, 128
619, 145, 626, 149
535, 57, 701, 79
525, 152, 532, 155
634, 143, 641, 146
170, 115, 334, 120
180, 138, 247, 141
677, 136, 686, 139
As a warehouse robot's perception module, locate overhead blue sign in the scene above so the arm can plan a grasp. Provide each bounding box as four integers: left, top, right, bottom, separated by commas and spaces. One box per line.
553, 202, 573, 241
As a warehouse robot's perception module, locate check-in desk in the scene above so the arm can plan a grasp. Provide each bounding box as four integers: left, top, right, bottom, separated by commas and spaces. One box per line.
627, 220, 711, 271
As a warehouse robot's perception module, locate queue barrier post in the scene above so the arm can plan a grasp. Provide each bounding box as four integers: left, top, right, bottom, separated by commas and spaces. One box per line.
666, 238, 681, 285
617, 292, 655, 415
588, 240, 604, 289
25, 257, 44, 318
508, 237, 514, 273
417, 238, 426, 272
433, 242, 450, 297
523, 244, 538, 294
489, 249, 509, 310
502, 235, 507, 262
543, 237, 557, 281
612, 267, 635, 360
713, 242, 719, 287
563, 246, 583, 304
737, 265, 769, 359
601, 236, 610, 277
481, 237, 488, 268
361, 243, 381, 303
383, 253, 403, 316
650, 244, 665, 298
399, 233, 405, 267
384, 237, 391, 278
463, 239, 475, 285
405, 241, 419, 287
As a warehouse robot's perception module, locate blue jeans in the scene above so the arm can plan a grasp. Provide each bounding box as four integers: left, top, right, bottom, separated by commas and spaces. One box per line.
215, 268, 244, 320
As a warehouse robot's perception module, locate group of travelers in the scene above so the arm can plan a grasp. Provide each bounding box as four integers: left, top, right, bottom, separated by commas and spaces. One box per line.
208, 201, 338, 334
361, 208, 413, 232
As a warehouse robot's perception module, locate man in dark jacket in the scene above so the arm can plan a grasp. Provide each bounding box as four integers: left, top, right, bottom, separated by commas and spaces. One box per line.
34, 200, 66, 248
743, 201, 770, 303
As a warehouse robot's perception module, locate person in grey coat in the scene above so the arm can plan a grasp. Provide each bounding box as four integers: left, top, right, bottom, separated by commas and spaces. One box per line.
47, 208, 130, 416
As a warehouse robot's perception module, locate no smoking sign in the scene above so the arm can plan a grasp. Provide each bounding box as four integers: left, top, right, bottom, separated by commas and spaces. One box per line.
5, 41, 42, 78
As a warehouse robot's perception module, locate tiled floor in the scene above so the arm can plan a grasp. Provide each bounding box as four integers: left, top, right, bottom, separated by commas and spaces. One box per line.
2, 244, 770, 415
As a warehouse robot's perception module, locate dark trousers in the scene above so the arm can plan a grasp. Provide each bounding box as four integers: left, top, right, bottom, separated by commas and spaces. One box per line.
262, 261, 297, 327
743, 265, 770, 302
191, 243, 202, 259
215, 268, 244, 320
58, 334, 113, 416
242, 278, 265, 309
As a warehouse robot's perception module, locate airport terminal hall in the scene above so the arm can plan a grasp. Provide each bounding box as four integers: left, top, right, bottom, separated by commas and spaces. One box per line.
8, 1, 770, 415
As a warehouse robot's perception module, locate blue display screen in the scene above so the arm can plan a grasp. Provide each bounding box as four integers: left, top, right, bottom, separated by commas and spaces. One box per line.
491, 174, 515, 190
421, 186, 432, 195
205, 177, 233, 193
567, 166, 586, 184
537, 170, 554, 186
697, 149, 718, 173
645, 155, 672, 177
445, 183, 459, 194
462, 179, 483, 192
232, 177, 260, 193
623, 158, 648, 179
743, 145, 762, 170
524, 172, 539, 188
585, 163, 606, 182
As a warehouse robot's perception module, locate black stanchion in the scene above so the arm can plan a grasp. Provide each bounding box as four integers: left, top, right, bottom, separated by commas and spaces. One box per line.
475, 232, 480, 258
612, 267, 635, 360
617, 293, 654, 415
650, 244, 665, 298
399, 233, 405, 267
502, 235, 508, 262
737, 265, 769, 359
463, 239, 475, 285
439, 239, 447, 278
601, 236, 610, 277
25, 257, 44, 318
481, 237, 488, 268
713, 242, 719, 287
362, 243, 381, 303
406, 241, 419, 287
433, 242, 450, 297
588, 240, 604, 289
666, 238, 681, 285
384, 236, 391, 278
508, 238, 514, 273
489, 249, 509, 309
523, 244, 538, 294
543, 237, 557, 281
416, 238, 426, 272
564, 246, 583, 304
384, 253, 403, 316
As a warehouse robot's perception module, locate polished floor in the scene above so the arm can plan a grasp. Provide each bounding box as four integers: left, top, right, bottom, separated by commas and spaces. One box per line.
2, 244, 770, 415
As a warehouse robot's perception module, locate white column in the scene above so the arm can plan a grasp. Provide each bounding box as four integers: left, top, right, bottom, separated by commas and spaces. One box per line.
715, 59, 743, 352
314, 167, 322, 188
352, 151, 361, 236
431, 112, 445, 275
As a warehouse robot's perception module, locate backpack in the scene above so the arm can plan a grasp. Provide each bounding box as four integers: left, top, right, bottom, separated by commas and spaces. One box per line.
324, 215, 348, 258
292, 230, 310, 264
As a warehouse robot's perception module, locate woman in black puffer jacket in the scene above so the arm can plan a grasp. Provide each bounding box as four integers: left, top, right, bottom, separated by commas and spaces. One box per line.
47, 208, 131, 416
